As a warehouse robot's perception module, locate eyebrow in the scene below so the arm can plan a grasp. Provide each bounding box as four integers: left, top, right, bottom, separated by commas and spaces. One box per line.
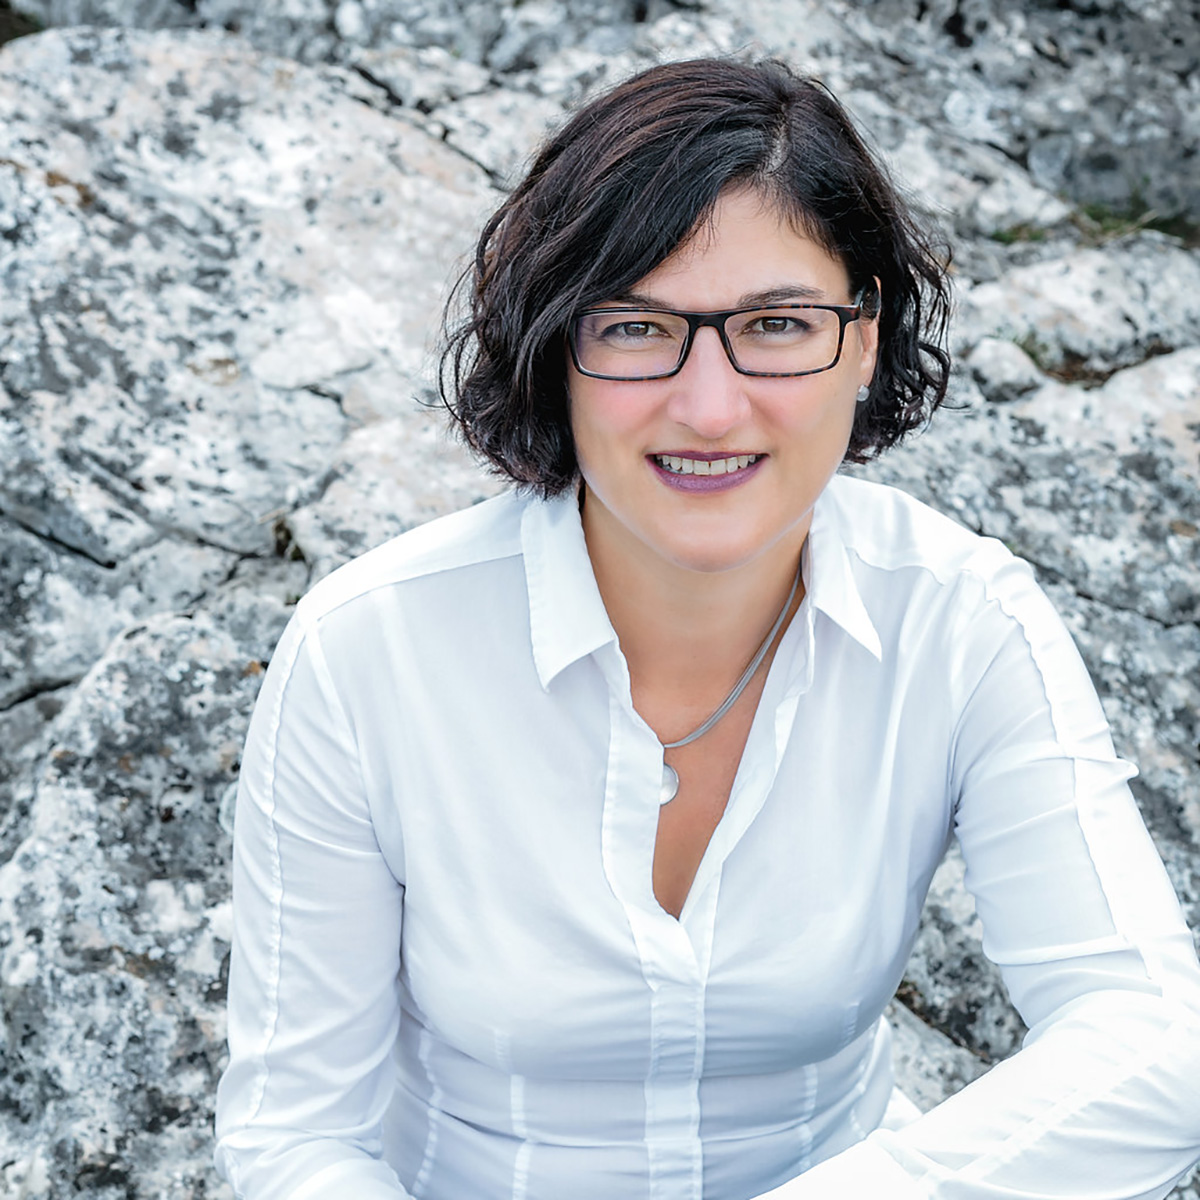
606, 284, 830, 309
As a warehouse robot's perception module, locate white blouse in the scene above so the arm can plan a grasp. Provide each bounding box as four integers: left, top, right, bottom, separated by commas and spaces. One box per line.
214, 475, 1200, 1200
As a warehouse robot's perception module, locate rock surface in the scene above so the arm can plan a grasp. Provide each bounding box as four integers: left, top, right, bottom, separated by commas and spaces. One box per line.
0, 3, 1197, 1197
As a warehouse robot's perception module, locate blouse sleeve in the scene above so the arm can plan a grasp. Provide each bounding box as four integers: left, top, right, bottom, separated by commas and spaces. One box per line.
214, 608, 412, 1200
767, 554, 1200, 1199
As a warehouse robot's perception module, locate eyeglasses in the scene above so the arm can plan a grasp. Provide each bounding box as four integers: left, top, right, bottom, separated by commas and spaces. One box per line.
568, 289, 869, 381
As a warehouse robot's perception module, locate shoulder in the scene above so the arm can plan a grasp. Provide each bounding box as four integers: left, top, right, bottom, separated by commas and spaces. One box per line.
295, 490, 527, 628
821, 474, 1070, 665
823, 476, 1092, 723
824, 474, 1026, 600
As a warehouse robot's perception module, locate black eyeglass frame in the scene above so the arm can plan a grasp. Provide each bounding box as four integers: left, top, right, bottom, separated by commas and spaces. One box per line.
567, 288, 869, 381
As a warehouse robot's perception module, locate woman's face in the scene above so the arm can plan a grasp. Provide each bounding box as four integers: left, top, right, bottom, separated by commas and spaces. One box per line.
568, 186, 879, 581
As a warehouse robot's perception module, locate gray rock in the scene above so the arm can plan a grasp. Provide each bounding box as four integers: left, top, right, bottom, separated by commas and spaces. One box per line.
11, 0, 1199, 227
965, 336, 1046, 403
885, 997, 987, 1111
6, 0, 699, 71
828, 83, 1074, 243
353, 42, 492, 111
0, 514, 233, 711
1046, 580, 1200, 939
0, 688, 60, 869
0, 17, 500, 711
1032, 345, 1200, 474
431, 85, 569, 186
0, 2, 1198, 1196
954, 235, 1200, 379
898, 845, 1028, 1064
9, 0, 195, 29
820, 0, 1200, 222
285, 411, 504, 581
202, 0, 506, 67
0, 607, 279, 1200
861, 382, 1200, 628
0, 23, 498, 563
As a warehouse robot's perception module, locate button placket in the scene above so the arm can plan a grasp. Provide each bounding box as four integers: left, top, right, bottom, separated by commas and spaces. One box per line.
595, 655, 705, 1199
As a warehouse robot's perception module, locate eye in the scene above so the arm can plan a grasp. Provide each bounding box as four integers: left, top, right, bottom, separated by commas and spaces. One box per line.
597, 318, 671, 342
745, 313, 814, 337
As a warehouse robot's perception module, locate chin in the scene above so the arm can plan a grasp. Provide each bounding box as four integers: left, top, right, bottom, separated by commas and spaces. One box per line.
655, 536, 771, 576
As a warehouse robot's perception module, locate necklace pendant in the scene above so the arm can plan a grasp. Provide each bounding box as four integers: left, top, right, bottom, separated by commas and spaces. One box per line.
660, 763, 679, 806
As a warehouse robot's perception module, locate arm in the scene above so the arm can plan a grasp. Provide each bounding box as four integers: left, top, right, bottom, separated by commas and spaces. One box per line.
214, 610, 412, 1200
763, 556, 1200, 1199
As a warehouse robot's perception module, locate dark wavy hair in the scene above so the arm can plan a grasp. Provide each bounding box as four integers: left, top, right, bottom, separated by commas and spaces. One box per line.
440, 57, 951, 497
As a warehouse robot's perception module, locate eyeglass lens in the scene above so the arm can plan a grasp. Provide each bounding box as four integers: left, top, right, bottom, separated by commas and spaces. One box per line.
573, 307, 845, 378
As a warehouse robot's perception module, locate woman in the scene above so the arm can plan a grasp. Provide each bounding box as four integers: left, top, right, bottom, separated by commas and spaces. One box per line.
214, 58, 1200, 1199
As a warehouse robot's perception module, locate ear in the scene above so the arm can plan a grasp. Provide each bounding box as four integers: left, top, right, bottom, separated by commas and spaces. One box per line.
857, 276, 881, 387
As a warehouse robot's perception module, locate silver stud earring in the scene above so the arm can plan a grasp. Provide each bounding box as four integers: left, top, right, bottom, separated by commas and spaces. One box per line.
856, 384, 870, 404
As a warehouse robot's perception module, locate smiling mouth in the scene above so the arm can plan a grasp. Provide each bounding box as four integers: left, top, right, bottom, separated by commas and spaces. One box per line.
652, 454, 763, 476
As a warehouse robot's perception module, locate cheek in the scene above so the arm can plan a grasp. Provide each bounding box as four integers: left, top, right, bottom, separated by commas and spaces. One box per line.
774, 385, 857, 441
568, 377, 651, 465
567, 388, 627, 499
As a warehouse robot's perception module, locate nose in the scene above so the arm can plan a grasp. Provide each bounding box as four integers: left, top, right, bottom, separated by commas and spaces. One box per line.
664, 326, 751, 438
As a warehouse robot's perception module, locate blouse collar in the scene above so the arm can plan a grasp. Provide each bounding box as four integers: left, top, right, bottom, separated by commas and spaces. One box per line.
522, 487, 618, 690
804, 478, 884, 663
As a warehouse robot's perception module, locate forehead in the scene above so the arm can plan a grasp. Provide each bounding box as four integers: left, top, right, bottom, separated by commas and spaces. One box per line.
629, 187, 850, 308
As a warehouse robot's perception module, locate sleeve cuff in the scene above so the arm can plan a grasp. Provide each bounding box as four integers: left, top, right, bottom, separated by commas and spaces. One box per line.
287, 1156, 411, 1200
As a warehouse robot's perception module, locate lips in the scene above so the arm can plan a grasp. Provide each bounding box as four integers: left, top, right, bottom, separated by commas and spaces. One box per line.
653, 453, 762, 476
648, 451, 765, 492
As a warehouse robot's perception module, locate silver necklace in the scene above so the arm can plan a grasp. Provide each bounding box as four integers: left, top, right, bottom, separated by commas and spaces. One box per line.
658, 565, 801, 805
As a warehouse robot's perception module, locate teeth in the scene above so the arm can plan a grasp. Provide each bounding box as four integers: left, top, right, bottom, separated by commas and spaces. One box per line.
656, 454, 759, 475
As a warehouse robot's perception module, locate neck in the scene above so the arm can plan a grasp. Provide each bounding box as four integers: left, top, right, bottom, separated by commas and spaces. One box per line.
580, 488, 809, 703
